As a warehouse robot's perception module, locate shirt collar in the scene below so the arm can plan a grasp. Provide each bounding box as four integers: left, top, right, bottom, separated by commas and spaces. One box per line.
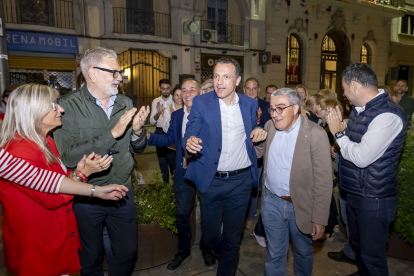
355, 89, 384, 114
219, 93, 239, 107
285, 115, 301, 133
277, 115, 301, 134
184, 105, 190, 115
161, 95, 173, 102
87, 85, 117, 107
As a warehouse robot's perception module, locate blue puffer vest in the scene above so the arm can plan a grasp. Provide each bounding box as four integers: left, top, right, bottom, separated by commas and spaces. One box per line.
339, 93, 408, 198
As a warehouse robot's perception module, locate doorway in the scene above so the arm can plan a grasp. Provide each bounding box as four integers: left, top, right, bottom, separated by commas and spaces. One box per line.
320, 30, 350, 106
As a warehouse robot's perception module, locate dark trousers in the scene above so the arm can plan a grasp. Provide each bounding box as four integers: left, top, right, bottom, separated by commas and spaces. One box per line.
347, 194, 398, 276
175, 169, 196, 253
200, 170, 252, 276
155, 127, 176, 183
325, 195, 339, 234
74, 189, 137, 276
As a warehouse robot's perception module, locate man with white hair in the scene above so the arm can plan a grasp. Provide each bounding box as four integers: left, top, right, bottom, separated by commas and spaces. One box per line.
255, 88, 332, 275
54, 46, 150, 275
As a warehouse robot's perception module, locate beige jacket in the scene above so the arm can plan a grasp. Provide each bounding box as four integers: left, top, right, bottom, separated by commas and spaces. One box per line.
256, 117, 332, 234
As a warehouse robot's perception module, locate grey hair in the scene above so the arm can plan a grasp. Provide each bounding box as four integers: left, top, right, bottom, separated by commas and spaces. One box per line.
80, 47, 117, 79
271, 88, 302, 109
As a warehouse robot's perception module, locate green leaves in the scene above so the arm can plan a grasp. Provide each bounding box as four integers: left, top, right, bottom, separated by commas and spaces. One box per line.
394, 125, 414, 245
132, 169, 177, 233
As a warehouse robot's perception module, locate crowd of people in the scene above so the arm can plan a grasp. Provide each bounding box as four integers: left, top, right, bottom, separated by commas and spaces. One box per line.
0, 46, 412, 276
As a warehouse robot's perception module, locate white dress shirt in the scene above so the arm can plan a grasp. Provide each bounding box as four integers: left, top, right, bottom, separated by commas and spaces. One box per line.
182, 106, 190, 168
265, 116, 301, 197
217, 94, 251, 171
163, 103, 182, 133
337, 90, 403, 168
149, 95, 173, 127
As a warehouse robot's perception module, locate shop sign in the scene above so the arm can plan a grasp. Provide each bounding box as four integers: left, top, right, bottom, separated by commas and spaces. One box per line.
6, 30, 78, 54
272, 55, 281, 64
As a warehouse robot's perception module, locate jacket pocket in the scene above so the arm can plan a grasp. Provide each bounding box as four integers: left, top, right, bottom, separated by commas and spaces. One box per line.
78, 120, 104, 142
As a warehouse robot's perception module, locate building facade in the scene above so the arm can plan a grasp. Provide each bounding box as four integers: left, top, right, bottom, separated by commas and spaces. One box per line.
390, 0, 414, 95
262, 0, 403, 103
1, 0, 404, 106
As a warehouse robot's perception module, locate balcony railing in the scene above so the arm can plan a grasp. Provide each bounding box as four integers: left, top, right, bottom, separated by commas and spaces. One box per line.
3, 0, 74, 29
113, 8, 171, 38
200, 21, 244, 46
376, 0, 400, 7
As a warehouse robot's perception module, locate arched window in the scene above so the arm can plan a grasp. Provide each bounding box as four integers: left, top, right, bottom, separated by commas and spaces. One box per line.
286, 34, 302, 85
320, 35, 337, 89
360, 44, 371, 66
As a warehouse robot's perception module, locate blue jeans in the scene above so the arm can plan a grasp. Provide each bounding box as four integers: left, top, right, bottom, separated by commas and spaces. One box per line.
262, 192, 313, 276
339, 191, 355, 260
347, 194, 397, 276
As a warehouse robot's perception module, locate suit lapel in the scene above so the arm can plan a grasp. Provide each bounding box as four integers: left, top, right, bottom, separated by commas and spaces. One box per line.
289, 117, 310, 182
263, 121, 276, 180
209, 92, 222, 142
238, 94, 252, 137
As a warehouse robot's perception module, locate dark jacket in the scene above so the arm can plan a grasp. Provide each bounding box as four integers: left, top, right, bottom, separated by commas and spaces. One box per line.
182, 92, 258, 193
399, 93, 414, 122
257, 98, 271, 128
54, 85, 147, 189
339, 93, 408, 198
148, 108, 185, 185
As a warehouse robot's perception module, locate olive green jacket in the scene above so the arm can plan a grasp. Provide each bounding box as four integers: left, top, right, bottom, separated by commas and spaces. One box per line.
53, 85, 146, 188
399, 93, 414, 122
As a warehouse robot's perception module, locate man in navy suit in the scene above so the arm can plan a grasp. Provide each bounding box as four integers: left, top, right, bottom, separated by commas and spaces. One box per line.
147, 79, 216, 273
183, 57, 267, 276
243, 77, 271, 248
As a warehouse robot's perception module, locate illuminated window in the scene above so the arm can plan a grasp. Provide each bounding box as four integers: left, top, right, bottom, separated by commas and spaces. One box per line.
360, 44, 371, 66
320, 35, 337, 90
286, 34, 302, 85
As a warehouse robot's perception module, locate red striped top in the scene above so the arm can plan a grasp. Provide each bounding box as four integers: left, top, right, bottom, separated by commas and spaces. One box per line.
0, 148, 64, 194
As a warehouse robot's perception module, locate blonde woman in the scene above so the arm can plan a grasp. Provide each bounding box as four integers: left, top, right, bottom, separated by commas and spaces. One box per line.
378, 84, 398, 103
304, 94, 324, 124
295, 84, 308, 105
200, 78, 214, 95
318, 89, 338, 100
0, 84, 122, 276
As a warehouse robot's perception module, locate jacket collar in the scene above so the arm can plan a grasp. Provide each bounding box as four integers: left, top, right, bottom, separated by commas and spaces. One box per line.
80, 85, 126, 114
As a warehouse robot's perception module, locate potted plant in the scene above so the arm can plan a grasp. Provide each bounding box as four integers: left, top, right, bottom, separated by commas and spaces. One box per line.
388, 123, 414, 260
131, 166, 196, 270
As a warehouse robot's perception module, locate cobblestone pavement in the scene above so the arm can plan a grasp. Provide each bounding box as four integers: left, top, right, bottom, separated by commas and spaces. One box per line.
1, 151, 413, 276
127, 226, 414, 276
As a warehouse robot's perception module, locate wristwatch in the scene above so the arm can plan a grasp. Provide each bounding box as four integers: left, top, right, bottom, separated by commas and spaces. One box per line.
335, 131, 345, 139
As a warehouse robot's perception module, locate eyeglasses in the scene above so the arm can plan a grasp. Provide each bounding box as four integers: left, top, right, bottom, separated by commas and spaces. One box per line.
268, 104, 295, 114
51, 98, 60, 111
93, 67, 123, 79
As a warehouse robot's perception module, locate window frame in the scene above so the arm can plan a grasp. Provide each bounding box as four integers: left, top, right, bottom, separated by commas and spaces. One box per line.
285, 33, 303, 85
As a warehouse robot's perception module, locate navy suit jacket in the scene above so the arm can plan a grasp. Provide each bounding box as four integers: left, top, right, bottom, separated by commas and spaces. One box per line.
258, 98, 271, 128
148, 108, 185, 185
182, 91, 259, 193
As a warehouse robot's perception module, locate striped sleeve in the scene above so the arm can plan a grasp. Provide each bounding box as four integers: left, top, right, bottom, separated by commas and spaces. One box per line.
0, 148, 64, 194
